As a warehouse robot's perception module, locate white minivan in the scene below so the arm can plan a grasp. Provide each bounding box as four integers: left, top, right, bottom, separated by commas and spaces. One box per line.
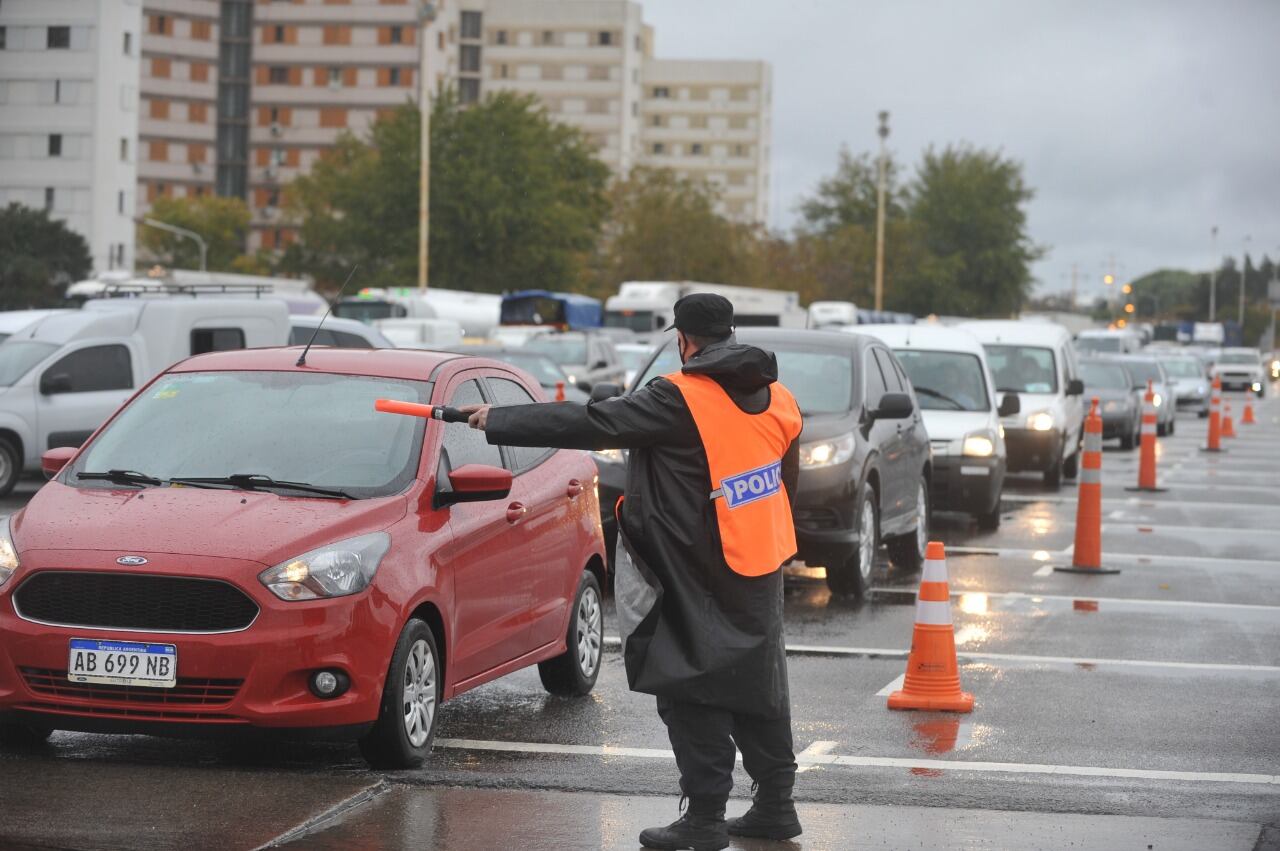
857, 324, 1017, 529
959, 320, 1086, 489
0, 298, 289, 494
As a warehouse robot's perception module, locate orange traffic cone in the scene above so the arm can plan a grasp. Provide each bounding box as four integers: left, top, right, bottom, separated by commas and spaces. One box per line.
1127, 380, 1166, 493
1202, 375, 1224, 452
887, 541, 974, 713
1242, 396, 1257, 425
555, 381, 566, 402
1056, 397, 1120, 574
1222, 399, 1237, 438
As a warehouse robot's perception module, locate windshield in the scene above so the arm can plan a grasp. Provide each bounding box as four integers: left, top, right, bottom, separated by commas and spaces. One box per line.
1161, 358, 1203, 378
1081, 362, 1130, 390
1218, 352, 1259, 365
489, 352, 565, 386
501, 296, 565, 326
639, 343, 854, 414
1121, 360, 1163, 384
1076, 336, 1122, 353
333, 300, 403, 323
605, 310, 657, 333
894, 350, 990, 411
984, 345, 1058, 394
525, 334, 588, 365
70, 371, 430, 498
0, 341, 58, 386
616, 347, 655, 372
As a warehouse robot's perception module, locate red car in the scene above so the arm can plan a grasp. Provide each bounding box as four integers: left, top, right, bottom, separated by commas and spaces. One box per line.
0, 347, 606, 767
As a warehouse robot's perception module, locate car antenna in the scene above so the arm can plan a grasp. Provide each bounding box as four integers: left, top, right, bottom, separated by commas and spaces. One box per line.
297, 264, 359, 367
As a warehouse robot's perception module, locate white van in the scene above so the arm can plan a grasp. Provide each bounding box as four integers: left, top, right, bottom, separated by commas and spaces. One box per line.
857, 324, 1016, 529
808, 300, 858, 329
289, 314, 395, 349
958, 320, 1085, 489
1075, 328, 1141, 356
0, 298, 289, 494
0, 310, 71, 344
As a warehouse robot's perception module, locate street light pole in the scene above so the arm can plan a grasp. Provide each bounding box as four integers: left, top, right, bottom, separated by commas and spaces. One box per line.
1239, 233, 1251, 327
873, 111, 890, 313
417, 1, 438, 292
140, 217, 207, 272
1209, 225, 1218, 321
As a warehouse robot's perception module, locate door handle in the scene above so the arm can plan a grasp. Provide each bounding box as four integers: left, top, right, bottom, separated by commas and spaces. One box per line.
566, 479, 583, 498
505, 502, 527, 523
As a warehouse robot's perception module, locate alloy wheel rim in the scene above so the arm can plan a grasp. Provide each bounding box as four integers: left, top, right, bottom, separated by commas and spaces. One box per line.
0, 450, 10, 485
401, 638, 436, 748
577, 586, 602, 678
859, 499, 876, 580
915, 484, 928, 555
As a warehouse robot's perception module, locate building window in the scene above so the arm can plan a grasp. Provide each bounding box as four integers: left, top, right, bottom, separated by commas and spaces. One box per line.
460, 11, 482, 40
191, 20, 211, 40
650, 114, 662, 127
691, 143, 703, 155
48, 26, 70, 49
0, 27, 7, 50
541, 30, 553, 45
48, 134, 62, 157
323, 25, 350, 45
320, 107, 347, 128
191, 61, 209, 82
652, 86, 669, 98
388, 67, 401, 85
459, 77, 480, 104
270, 106, 280, 122
149, 98, 169, 119
598, 31, 612, 46
734, 144, 746, 157
267, 189, 279, 208
460, 44, 481, 72
496, 29, 507, 45
44, 188, 54, 211
390, 25, 402, 44
652, 143, 664, 155
120, 138, 128, 161
150, 15, 168, 35
54, 80, 61, 103
190, 102, 208, 122
328, 66, 342, 87
498, 63, 508, 79
273, 25, 285, 43
268, 66, 288, 84
118, 191, 125, 213
152, 57, 171, 78
123, 32, 132, 55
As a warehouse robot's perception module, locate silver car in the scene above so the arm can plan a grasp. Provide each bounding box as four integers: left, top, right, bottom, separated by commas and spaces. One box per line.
1158, 355, 1211, 418
1108, 355, 1178, 436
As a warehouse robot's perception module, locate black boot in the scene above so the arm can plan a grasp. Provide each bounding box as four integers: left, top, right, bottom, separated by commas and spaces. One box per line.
639, 796, 729, 851
726, 785, 803, 840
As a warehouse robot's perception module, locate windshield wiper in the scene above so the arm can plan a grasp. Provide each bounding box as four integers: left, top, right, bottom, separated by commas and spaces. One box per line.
169, 474, 355, 500
76, 469, 164, 487
912, 386, 966, 410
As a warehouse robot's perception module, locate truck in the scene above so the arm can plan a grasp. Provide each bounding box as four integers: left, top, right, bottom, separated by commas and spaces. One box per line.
603, 281, 807, 334
332, 287, 501, 338
66, 270, 326, 315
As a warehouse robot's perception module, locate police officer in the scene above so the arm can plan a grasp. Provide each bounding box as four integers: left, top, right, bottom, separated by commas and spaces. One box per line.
463, 294, 804, 850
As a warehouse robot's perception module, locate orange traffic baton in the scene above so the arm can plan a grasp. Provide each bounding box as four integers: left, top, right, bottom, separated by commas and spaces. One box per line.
887, 541, 974, 713
1202, 375, 1224, 452
1126, 380, 1166, 493
1242, 396, 1257, 425
555, 381, 566, 402
374, 399, 471, 422
1222, 399, 1237, 438
1056, 398, 1120, 574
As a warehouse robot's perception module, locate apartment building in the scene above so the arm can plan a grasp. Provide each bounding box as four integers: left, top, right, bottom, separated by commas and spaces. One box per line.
0, 0, 142, 273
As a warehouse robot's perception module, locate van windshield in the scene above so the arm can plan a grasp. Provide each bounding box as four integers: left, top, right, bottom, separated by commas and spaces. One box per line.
70, 371, 431, 499
894, 350, 990, 411
0, 341, 58, 386
1076, 336, 1122, 353
984, 345, 1058, 394
604, 310, 657, 333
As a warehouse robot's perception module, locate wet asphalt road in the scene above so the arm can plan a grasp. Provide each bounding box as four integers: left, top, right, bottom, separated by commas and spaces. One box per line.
2, 390, 1278, 850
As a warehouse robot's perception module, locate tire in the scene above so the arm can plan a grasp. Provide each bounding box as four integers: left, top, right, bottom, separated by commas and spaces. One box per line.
538, 571, 604, 696
0, 439, 20, 499
1157, 421, 1167, 437
1062, 444, 1079, 480
976, 502, 1001, 531
1168, 418, 1176, 436
1043, 445, 1063, 489
1119, 429, 1135, 450
1198, 408, 1209, 419
826, 488, 877, 598
358, 618, 441, 769
886, 477, 929, 574
0, 721, 54, 746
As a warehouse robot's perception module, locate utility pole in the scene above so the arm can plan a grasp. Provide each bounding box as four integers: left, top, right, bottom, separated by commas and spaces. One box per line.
1070, 263, 1078, 310
1239, 234, 1251, 326
417, 1, 438, 291
873, 111, 890, 312
1209, 225, 1218, 321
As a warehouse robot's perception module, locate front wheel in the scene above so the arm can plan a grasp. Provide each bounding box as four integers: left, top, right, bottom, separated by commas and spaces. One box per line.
826, 488, 877, 597
1062, 444, 1079, 480
886, 478, 929, 574
1042, 440, 1063, 489
358, 618, 441, 769
538, 571, 604, 696
0, 439, 20, 499
0, 721, 53, 747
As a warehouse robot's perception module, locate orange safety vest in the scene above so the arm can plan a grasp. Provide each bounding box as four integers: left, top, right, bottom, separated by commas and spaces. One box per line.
665, 371, 803, 577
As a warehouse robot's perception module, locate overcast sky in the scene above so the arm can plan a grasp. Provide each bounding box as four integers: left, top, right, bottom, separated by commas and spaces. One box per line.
641, 0, 1280, 299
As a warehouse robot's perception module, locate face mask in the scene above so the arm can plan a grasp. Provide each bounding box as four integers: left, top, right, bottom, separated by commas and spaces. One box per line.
678, 334, 689, 365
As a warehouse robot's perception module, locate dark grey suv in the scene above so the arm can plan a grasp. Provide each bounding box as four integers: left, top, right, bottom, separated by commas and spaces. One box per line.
592, 328, 932, 596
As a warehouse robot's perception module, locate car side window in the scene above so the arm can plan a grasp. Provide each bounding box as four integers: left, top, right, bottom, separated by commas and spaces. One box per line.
42, 345, 133, 393
864, 349, 889, 409
440, 379, 502, 471
330, 330, 373, 349
873, 349, 903, 392
191, 328, 246, 355
487, 377, 552, 472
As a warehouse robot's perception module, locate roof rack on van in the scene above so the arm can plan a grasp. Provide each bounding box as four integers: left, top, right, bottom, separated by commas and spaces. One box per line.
100, 283, 273, 298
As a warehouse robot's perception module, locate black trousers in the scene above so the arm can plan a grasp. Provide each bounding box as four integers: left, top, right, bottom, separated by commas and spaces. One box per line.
656, 696, 797, 804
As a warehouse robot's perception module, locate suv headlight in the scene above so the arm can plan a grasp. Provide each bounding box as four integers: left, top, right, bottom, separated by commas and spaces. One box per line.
1026, 411, 1055, 431
259, 532, 391, 601
961, 432, 995, 457
0, 516, 18, 588
1152, 392, 1163, 408
800, 433, 855, 469
591, 448, 625, 465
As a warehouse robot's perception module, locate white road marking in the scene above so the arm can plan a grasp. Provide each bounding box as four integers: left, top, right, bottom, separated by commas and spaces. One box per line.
433, 738, 1280, 786
870, 588, 1280, 613
875, 674, 905, 697
1032, 564, 1054, 577
795, 739, 838, 773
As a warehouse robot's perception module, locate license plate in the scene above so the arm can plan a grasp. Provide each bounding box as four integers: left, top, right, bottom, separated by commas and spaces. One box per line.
68, 639, 176, 688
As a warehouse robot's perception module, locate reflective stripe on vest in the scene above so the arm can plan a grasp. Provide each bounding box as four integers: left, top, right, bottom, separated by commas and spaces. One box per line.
665, 370, 803, 577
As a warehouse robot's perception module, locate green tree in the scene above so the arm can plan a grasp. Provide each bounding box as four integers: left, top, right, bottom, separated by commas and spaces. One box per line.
798, 147, 906, 235
0, 203, 92, 308
138, 194, 252, 271
288, 91, 610, 292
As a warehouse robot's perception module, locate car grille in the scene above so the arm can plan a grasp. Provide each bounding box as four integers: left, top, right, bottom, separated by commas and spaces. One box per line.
19, 667, 242, 708
13, 571, 259, 633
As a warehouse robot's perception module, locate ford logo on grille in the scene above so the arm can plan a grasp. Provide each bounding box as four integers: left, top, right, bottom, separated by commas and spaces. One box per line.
116, 556, 148, 566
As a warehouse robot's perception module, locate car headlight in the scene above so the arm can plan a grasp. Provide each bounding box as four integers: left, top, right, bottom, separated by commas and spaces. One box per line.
1252, 382, 1262, 392
800, 433, 855, 469
1152, 393, 1163, 408
259, 532, 391, 601
961, 433, 995, 457
1026, 411, 1055, 431
1102, 400, 1119, 413
565, 374, 579, 385
592, 448, 625, 464
0, 516, 18, 588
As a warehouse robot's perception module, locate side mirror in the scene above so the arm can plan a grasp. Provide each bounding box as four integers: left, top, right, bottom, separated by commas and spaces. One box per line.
1066, 378, 1085, 396
40, 372, 73, 395
590, 382, 623, 403
874, 392, 914, 420
576, 379, 593, 394
41, 446, 77, 479
592, 360, 608, 370
438, 464, 512, 506
998, 392, 1021, 417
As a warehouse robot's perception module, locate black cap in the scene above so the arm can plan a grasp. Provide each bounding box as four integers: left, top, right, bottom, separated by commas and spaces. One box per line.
665, 293, 734, 338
